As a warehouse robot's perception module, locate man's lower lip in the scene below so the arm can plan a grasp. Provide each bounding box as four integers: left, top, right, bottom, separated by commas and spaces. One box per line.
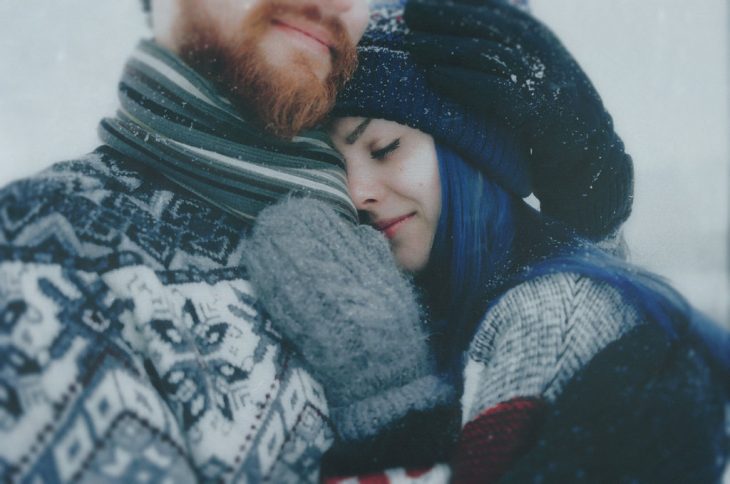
271, 21, 330, 55
382, 214, 414, 239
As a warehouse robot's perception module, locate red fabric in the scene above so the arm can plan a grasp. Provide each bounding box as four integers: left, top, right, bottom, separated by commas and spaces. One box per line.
324, 398, 546, 484
451, 397, 547, 484
404, 468, 431, 478
324, 471, 390, 484
358, 475, 390, 484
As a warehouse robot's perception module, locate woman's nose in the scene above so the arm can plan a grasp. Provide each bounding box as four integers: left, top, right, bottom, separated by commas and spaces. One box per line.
347, 165, 383, 210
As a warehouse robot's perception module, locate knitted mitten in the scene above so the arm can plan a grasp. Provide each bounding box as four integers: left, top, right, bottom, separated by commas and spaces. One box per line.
243, 198, 454, 441
404, 0, 634, 240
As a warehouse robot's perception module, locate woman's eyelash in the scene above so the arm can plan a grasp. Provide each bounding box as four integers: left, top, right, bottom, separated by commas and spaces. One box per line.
371, 139, 401, 160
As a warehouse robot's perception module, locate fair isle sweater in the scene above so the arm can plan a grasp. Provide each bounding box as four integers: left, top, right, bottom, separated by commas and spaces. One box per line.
326, 272, 727, 483
0, 150, 335, 483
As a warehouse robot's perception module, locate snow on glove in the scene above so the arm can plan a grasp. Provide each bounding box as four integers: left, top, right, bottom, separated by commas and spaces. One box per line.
243, 198, 454, 441
404, 0, 634, 240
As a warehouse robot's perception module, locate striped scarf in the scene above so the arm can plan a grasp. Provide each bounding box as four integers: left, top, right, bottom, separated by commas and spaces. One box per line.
99, 40, 357, 225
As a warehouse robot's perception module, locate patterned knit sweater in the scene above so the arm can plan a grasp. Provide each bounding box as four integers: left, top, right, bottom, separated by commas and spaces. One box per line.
0, 149, 335, 483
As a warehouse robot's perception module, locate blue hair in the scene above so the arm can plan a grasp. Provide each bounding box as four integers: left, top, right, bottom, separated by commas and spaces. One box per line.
421, 143, 729, 377
421, 144, 515, 332
419, 143, 517, 370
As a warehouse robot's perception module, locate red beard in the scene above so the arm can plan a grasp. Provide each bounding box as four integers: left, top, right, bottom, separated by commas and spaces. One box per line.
175, 1, 358, 139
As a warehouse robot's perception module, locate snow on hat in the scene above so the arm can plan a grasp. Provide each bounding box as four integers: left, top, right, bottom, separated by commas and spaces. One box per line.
333, 0, 533, 197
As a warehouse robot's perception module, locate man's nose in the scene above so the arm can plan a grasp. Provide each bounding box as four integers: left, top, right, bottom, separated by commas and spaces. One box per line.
320, 0, 356, 13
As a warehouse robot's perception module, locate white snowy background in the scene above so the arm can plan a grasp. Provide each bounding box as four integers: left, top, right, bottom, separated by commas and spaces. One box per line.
0, 0, 728, 325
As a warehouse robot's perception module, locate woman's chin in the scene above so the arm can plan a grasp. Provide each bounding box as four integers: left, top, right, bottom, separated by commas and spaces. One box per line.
393, 250, 428, 274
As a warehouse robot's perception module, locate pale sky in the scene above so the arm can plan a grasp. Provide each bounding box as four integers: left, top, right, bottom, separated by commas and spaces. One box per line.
0, 0, 727, 323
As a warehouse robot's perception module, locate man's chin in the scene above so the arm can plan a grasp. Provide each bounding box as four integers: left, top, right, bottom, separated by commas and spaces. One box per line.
289, 57, 331, 85
260, 28, 333, 83
258, 38, 332, 87
174, 1, 356, 139
230, 50, 336, 139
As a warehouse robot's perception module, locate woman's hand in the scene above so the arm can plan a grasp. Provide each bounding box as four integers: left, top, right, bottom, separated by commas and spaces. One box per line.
404, 0, 634, 239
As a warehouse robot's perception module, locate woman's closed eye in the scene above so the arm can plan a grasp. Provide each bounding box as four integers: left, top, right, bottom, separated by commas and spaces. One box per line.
371, 138, 401, 160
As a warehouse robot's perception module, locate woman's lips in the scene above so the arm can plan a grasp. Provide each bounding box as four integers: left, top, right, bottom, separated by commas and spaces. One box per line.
374, 213, 415, 239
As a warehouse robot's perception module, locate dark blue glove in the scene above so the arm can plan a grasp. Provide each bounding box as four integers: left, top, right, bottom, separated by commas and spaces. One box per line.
404, 0, 634, 239
501, 324, 727, 483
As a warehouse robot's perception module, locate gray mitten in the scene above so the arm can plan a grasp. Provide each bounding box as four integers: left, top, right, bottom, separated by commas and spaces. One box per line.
243, 198, 454, 441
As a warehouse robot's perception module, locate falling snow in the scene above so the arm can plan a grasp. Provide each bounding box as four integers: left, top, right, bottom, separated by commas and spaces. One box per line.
0, 0, 727, 325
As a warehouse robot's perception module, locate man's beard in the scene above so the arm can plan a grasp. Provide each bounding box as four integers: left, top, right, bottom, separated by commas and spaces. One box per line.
175, 1, 358, 139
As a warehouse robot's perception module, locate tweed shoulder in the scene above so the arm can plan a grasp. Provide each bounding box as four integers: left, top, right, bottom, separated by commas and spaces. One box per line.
461, 271, 642, 424
0, 148, 333, 483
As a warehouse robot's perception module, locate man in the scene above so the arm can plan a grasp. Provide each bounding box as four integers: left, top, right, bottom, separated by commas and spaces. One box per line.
0, 1, 369, 482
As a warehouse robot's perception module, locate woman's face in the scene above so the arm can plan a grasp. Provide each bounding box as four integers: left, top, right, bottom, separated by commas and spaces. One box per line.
330, 117, 441, 273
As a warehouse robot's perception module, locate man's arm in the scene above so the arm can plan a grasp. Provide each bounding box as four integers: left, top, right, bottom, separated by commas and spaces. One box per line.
0, 158, 338, 483
243, 198, 457, 475
0, 253, 197, 482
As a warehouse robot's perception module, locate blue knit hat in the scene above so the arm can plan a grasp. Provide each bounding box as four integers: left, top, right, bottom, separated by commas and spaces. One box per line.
333, 0, 533, 197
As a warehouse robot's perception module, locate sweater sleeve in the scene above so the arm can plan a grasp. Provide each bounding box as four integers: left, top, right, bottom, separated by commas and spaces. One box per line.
461, 272, 641, 421
453, 272, 642, 483
0, 159, 338, 483
0, 255, 197, 483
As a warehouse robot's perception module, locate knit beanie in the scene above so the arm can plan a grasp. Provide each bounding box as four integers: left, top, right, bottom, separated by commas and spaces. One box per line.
333, 0, 533, 198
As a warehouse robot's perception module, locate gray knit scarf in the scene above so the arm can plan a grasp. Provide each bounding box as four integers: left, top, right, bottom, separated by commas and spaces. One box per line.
99, 40, 356, 225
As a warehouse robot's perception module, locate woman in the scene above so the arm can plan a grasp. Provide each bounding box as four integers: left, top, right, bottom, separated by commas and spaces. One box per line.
245, 1, 728, 482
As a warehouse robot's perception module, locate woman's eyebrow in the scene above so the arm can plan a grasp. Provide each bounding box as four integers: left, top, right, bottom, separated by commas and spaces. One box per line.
345, 118, 372, 145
